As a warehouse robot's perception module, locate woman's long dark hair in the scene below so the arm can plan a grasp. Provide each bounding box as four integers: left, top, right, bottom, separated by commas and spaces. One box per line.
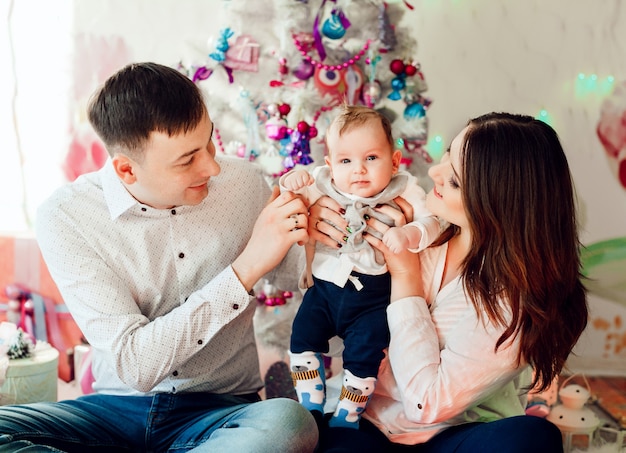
437, 112, 588, 391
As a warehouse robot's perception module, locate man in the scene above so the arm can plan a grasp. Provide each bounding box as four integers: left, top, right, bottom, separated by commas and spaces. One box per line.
0, 62, 317, 452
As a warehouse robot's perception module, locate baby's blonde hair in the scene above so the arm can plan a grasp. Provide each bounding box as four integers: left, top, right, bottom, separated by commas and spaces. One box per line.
326, 104, 394, 150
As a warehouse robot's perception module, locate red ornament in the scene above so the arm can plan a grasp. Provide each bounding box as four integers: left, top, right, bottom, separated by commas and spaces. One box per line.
405, 64, 417, 76
390, 59, 406, 75
278, 103, 291, 116
297, 121, 310, 134
308, 126, 318, 139
278, 57, 289, 75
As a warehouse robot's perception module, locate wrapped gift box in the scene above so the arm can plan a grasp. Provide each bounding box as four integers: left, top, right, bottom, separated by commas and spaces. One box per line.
0, 343, 59, 404
0, 234, 83, 381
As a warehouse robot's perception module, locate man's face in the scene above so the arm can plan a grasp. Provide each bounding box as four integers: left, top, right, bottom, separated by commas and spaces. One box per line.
121, 111, 221, 209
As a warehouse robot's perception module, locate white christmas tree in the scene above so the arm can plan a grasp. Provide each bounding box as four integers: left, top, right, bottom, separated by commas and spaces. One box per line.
177, 0, 433, 184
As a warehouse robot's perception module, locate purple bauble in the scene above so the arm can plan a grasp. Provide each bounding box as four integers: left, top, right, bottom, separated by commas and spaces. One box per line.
293, 59, 315, 80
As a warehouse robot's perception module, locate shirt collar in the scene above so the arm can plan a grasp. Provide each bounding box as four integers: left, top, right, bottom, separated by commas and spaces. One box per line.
101, 159, 142, 220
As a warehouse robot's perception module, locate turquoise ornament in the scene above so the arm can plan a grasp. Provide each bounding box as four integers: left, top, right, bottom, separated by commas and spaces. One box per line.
322, 12, 346, 39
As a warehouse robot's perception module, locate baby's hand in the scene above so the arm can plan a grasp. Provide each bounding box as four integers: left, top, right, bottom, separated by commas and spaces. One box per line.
382, 227, 410, 254
283, 170, 314, 191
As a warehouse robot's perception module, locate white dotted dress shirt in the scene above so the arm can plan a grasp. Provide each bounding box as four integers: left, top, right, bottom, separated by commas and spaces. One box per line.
36, 156, 301, 396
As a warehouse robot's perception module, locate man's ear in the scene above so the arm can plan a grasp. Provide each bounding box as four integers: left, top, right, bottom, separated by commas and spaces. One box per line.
391, 149, 403, 173
112, 154, 137, 184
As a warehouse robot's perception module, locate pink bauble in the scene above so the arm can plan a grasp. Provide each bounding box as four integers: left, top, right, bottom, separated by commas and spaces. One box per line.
266, 117, 288, 140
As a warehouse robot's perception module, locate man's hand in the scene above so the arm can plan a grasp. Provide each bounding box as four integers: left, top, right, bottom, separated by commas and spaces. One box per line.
232, 187, 309, 292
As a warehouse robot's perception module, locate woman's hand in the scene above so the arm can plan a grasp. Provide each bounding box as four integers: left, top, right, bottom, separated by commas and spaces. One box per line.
308, 196, 350, 248
365, 197, 424, 301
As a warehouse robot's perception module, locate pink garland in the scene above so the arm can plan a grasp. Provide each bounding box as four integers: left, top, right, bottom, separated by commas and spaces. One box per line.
292, 34, 370, 72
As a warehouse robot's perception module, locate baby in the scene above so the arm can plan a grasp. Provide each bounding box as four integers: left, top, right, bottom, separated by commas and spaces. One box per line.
283, 104, 441, 428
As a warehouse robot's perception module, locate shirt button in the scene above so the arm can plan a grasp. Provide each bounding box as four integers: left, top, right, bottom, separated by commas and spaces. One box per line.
172, 387, 176, 393
233, 304, 239, 310
173, 370, 178, 376
178, 252, 185, 259
171, 209, 176, 215
197, 339, 203, 345
417, 403, 423, 410
141, 207, 147, 212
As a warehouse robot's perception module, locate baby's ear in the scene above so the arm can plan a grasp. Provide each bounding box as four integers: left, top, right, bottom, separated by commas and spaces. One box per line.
391, 149, 403, 173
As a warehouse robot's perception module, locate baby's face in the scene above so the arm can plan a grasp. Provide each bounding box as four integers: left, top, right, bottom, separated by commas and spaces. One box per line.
325, 124, 401, 198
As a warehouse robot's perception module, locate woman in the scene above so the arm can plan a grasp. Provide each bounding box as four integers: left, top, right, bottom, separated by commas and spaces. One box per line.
309, 112, 588, 452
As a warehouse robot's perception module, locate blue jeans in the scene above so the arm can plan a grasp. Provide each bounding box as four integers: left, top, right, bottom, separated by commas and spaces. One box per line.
318, 415, 564, 452
0, 392, 318, 452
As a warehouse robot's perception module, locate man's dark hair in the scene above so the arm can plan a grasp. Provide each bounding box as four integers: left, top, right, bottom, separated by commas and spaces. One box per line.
87, 62, 206, 158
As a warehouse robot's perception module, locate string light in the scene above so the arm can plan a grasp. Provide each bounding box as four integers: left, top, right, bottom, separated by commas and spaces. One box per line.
426, 135, 445, 160
536, 109, 554, 127
575, 73, 615, 99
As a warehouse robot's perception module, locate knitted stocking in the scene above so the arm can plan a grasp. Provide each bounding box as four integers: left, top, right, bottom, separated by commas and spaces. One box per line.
289, 351, 326, 413
329, 369, 377, 429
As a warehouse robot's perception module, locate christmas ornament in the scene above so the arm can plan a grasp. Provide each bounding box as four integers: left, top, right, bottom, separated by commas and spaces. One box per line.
278, 103, 291, 117
293, 59, 315, 80
363, 81, 382, 108
238, 89, 263, 160
388, 75, 406, 100
363, 52, 382, 108
363, 81, 382, 107
387, 59, 427, 101
278, 57, 289, 78
321, 9, 350, 40
213, 127, 224, 154
292, 33, 370, 72
224, 34, 260, 72
191, 66, 213, 83
314, 65, 364, 105
378, 4, 397, 51
389, 58, 406, 75
256, 280, 293, 307
204, 28, 237, 83
546, 375, 601, 452
209, 28, 234, 63
265, 116, 288, 140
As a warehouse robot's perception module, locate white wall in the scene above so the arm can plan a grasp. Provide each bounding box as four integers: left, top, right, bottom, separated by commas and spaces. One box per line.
3, 0, 626, 373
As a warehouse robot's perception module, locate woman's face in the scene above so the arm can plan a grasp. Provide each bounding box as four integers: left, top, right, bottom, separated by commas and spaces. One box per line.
426, 126, 469, 230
